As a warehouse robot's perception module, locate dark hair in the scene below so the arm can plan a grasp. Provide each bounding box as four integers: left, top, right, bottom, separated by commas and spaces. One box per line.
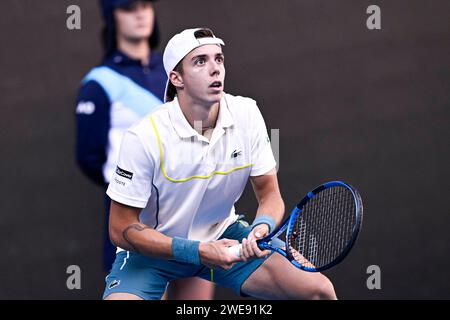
194, 28, 215, 39
166, 28, 217, 101
101, 16, 160, 59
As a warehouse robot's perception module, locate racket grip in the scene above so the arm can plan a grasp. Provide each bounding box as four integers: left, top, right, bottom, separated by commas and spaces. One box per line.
227, 244, 242, 257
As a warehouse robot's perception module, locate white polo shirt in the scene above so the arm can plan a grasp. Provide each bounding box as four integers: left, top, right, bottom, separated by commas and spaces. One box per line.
106, 93, 276, 248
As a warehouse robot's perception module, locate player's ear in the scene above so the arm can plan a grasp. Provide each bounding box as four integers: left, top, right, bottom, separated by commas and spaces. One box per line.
169, 71, 184, 89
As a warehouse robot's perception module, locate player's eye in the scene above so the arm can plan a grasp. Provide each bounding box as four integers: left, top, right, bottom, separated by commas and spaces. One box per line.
216, 56, 224, 64
195, 58, 205, 65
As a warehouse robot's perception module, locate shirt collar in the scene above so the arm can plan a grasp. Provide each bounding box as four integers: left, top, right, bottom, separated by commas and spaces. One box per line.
168, 94, 234, 139
107, 49, 161, 68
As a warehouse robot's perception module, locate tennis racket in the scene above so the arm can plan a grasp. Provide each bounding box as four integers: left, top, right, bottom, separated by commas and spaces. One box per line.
228, 181, 363, 272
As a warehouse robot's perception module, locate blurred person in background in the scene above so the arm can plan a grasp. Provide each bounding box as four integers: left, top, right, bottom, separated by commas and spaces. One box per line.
75, 0, 215, 299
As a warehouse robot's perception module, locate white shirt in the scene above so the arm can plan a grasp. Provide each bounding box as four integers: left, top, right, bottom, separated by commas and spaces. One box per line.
106, 93, 276, 248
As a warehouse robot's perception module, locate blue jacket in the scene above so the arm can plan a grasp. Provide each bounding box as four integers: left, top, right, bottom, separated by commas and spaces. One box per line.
75, 50, 167, 185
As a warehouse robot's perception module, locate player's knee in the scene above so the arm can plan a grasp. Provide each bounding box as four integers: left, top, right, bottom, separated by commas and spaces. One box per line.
313, 276, 336, 300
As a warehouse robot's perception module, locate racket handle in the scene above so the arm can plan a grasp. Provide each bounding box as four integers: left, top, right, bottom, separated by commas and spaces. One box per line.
227, 244, 242, 257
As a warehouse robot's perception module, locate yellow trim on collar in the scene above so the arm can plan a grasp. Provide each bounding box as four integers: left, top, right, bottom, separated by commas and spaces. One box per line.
150, 116, 252, 183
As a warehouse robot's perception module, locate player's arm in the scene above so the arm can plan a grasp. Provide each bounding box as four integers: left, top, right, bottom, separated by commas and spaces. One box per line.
109, 200, 173, 258
240, 169, 285, 260
251, 168, 285, 228
109, 199, 242, 269
240, 100, 285, 260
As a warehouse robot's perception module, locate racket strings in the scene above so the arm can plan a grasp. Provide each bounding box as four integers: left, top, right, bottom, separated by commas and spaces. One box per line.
288, 186, 356, 269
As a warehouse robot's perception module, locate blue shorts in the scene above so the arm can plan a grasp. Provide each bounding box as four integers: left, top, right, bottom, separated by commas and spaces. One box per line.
103, 215, 277, 300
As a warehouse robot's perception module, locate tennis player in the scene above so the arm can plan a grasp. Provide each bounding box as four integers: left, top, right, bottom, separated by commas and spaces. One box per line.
75, 0, 213, 299
103, 27, 337, 300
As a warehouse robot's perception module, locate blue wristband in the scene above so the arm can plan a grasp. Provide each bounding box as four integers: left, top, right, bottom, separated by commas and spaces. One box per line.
171, 237, 201, 265
251, 215, 276, 233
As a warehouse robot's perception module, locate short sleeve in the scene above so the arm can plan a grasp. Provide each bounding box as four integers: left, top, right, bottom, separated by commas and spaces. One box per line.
106, 130, 154, 208
250, 103, 277, 176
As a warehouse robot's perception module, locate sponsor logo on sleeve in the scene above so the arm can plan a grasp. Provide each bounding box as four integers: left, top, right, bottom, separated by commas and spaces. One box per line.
116, 166, 133, 180
114, 177, 125, 186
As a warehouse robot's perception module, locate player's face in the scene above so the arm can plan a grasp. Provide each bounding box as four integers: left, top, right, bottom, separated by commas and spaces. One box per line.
179, 44, 226, 106
114, 1, 154, 42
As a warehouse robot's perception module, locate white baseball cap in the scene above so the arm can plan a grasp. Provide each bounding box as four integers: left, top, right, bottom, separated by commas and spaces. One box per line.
162, 28, 225, 102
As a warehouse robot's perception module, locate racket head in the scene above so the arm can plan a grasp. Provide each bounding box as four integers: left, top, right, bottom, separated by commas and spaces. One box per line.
285, 181, 363, 272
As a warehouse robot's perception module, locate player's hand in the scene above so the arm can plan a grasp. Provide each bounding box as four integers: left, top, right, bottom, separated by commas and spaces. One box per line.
199, 239, 243, 270
240, 224, 271, 261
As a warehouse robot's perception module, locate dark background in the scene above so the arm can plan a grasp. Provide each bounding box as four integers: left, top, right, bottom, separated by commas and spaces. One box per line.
0, 0, 449, 299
